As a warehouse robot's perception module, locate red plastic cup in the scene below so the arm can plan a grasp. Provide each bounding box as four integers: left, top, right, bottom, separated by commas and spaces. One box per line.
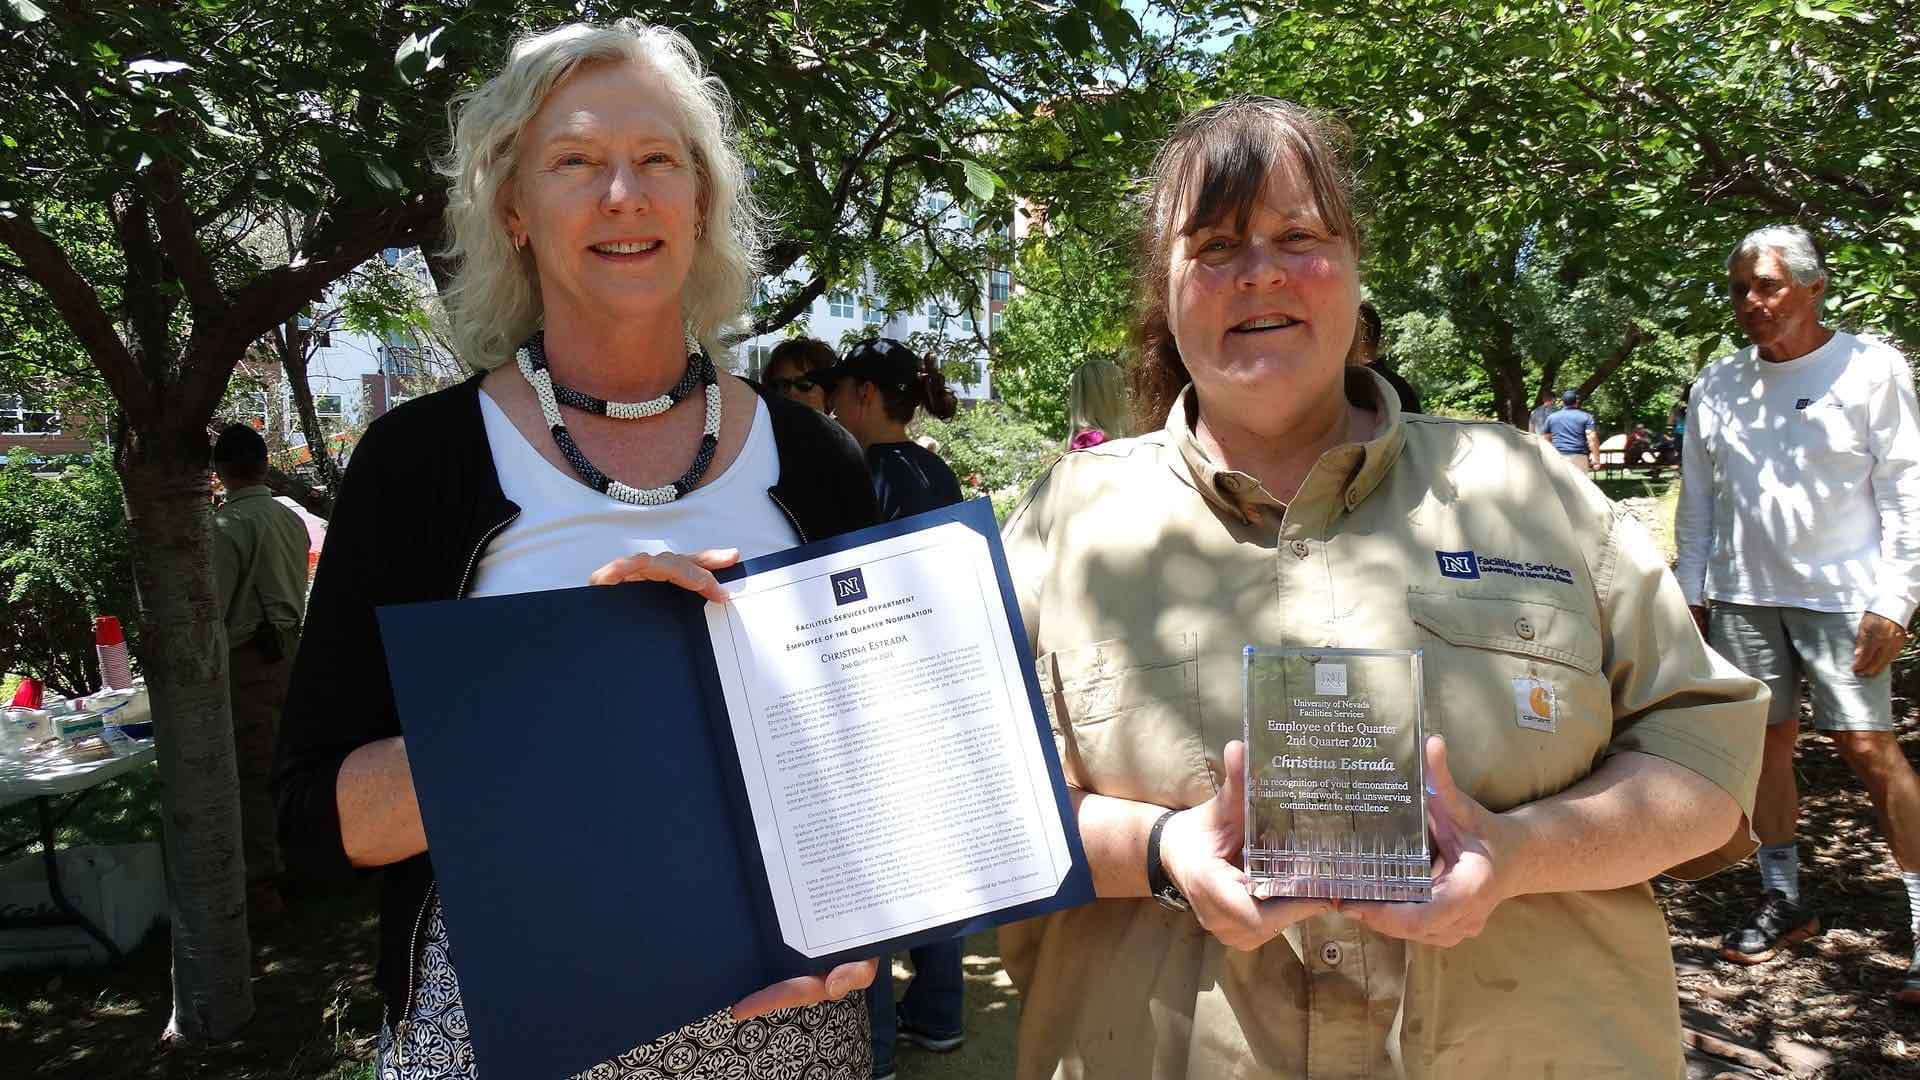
10, 676, 42, 709
95, 616, 133, 690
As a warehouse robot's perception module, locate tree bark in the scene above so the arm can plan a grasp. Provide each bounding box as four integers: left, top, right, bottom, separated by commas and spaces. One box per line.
116, 439, 254, 1042
1574, 323, 1653, 403
275, 319, 342, 491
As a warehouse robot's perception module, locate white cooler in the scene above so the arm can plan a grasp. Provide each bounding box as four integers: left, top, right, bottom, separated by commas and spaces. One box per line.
0, 842, 167, 969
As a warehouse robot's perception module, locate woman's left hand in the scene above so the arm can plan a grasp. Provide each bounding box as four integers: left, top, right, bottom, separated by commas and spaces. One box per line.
1340, 735, 1514, 948
730, 958, 880, 1021
588, 547, 740, 602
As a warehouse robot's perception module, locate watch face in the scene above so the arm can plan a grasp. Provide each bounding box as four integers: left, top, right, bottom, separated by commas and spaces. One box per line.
1154, 886, 1190, 912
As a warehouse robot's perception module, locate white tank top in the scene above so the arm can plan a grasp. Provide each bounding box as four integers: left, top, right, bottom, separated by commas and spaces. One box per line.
468, 389, 796, 598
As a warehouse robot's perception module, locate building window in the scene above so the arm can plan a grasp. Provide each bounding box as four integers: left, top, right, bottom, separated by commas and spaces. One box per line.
244, 390, 270, 431
747, 344, 773, 379
991, 311, 1004, 333
990, 270, 1010, 302
313, 394, 344, 422
828, 290, 856, 319
924, 298, 944, 319
314, 330, 332, 349
864, 294, 886, 325
0, 394, 60, 435
960, 308, 976, 332
383, 341, 421, 376
381, 247, 402, 267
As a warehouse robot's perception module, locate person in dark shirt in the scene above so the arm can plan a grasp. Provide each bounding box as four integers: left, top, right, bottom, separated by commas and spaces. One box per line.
823, 338, 963, 522
821, 338, 968, 1074
1357, 300, 1421, 415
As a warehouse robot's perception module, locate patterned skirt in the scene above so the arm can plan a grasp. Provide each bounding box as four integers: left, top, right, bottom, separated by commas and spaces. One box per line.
376, 896, 871, 1079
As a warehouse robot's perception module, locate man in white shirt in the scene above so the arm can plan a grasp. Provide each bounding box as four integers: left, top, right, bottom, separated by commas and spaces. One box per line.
1674, 225, 1920, 1007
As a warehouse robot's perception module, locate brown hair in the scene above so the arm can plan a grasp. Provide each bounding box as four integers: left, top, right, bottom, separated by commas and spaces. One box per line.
878, 355, 958, 423
765, 336, 837, 379
1127, 97, 1361, 430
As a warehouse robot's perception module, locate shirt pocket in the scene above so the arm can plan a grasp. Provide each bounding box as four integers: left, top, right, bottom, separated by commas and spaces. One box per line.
1035, 633, 1216, 809
1798, 401, 1867, 465
1406, 589, 1608, 809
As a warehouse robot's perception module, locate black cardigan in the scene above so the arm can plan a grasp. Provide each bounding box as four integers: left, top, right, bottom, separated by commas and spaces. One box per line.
273, 374, 879, 1027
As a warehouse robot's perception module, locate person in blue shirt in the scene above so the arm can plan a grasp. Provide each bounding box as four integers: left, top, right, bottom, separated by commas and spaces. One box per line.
1541, 388, 1599, 473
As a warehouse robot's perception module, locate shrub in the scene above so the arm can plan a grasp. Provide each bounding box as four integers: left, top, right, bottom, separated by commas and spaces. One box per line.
0, 453, 139, 697
911, 401, 1060, 521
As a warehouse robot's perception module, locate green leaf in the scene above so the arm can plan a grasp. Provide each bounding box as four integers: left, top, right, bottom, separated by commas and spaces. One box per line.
394, 26, 448, 85
960, 159, 1000, 204
1057, 13, 1094, 56
364, 158, 404, 192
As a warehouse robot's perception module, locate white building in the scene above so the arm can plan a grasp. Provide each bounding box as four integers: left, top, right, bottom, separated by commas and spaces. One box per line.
732, 266, 999, 402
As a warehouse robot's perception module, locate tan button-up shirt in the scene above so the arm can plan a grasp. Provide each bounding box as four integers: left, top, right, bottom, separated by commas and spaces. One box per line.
999, 370, 1766, 1079
213, 485, 310, 646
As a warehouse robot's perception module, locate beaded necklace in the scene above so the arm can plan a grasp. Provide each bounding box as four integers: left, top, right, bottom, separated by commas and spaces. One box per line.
515, 333, 722, 506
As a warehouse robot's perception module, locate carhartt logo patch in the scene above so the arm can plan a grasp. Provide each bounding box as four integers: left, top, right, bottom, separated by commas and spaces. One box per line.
1795, 397, 1812, 409
1514, 676, 1555, 733
1436, 550, 1481, 579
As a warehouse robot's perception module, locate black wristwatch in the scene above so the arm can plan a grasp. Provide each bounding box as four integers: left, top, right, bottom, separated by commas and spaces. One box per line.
1146, 809, 1189, 911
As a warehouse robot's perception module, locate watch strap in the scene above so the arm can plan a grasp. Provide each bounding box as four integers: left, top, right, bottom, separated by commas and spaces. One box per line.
1145, 809, 1188, 910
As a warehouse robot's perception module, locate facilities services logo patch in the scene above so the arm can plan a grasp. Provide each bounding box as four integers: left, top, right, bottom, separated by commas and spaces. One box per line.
830, 567, 868, 605
1435, 548, 1575, 586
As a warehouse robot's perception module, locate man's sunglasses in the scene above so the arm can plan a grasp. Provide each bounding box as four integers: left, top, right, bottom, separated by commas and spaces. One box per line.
769, 374, 827, 393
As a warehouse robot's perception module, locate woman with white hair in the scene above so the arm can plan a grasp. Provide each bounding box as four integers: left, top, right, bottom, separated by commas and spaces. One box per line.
274, 20, 879, 1078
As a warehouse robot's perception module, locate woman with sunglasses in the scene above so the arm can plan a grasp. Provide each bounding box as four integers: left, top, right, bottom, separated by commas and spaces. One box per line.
763, 337, 838, 413
825, 339, 964, 523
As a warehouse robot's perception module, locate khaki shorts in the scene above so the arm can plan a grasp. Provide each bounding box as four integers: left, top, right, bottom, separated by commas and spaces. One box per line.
1708, 602, 1891, 732
1560, 451, 1590, 474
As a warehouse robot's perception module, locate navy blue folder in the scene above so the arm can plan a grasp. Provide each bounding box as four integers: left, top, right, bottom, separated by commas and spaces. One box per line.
377, 497, 1092, 1078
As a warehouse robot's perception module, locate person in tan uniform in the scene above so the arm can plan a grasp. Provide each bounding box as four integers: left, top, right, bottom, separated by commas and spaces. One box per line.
998, 98, 1770, 1079
211, 422, 311, 916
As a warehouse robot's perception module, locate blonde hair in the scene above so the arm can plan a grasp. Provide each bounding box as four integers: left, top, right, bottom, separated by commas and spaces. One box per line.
1066, 359, 1130, 445
438, 20, 762, 370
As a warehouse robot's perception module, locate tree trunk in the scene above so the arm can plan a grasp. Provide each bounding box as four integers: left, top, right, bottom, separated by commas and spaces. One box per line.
276, 320, 342, 491
1574, 323, 1652, 403
117, 438, 254, 1042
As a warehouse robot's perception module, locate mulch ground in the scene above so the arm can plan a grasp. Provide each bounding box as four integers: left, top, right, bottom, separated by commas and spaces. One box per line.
1660, 703, 1920, 1078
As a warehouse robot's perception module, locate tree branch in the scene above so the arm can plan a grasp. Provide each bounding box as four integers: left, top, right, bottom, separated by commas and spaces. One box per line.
141, 157, 229, 318
0, 205, 151, 424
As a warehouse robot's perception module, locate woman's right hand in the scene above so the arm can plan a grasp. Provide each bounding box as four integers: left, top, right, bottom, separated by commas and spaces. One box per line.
1158, 740, 1331, 951
589, 548, 740, 602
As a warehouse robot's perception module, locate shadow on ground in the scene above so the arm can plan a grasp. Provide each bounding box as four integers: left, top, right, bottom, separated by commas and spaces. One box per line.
0, 880, 383, 1079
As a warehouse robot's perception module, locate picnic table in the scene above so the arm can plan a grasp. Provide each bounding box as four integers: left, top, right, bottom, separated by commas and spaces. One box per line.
0, 690, 156, 961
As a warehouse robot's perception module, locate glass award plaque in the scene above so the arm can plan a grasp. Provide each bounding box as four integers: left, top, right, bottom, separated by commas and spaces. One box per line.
1244, 647, 1430, 901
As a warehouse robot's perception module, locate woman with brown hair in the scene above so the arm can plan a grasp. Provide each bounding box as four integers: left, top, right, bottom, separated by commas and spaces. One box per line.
998, 97, 1768, 1078
763, 336, 838, 413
